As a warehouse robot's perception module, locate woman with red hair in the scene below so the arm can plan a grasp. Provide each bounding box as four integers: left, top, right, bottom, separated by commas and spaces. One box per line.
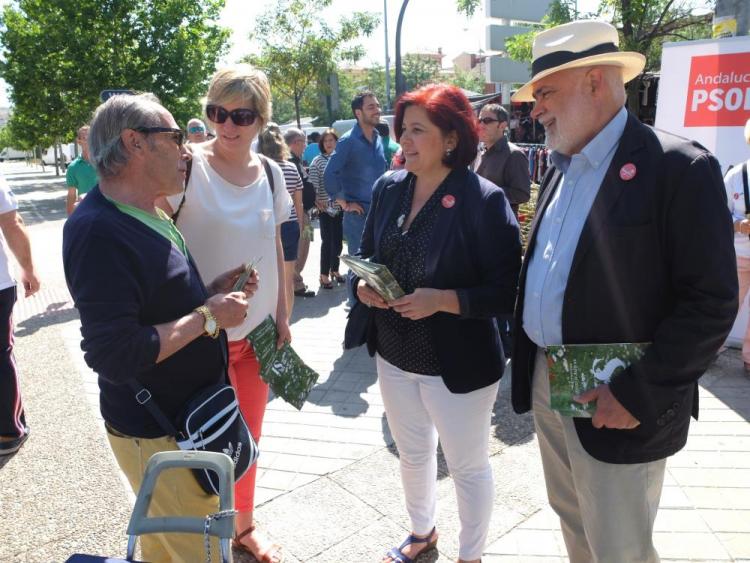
353, 84, 521, 562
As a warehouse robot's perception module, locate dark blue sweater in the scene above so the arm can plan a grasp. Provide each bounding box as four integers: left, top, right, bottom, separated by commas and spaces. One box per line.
63, 187, 227, 438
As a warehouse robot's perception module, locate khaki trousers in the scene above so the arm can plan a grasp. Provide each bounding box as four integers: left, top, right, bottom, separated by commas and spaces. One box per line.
532, 349, 666, 563
107, 429, 220, 563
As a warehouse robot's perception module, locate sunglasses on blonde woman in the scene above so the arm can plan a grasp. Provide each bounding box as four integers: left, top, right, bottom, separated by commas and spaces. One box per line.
205, 105, 259, 126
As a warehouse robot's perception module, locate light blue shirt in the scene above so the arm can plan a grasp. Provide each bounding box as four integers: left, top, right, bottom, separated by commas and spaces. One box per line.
522, 107, 628, 348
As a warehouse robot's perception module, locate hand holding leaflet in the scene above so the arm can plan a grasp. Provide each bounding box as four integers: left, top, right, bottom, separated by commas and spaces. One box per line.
340, 255, 405, 302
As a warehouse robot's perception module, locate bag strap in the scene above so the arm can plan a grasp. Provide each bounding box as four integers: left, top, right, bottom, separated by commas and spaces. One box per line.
743, 161, 749, 214
127, 379, 181, 437
258, 154, 275, 194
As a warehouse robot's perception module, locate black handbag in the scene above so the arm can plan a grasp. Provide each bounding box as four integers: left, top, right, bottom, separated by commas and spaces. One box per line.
344, 299, 373, 349
129, 380, 258, 496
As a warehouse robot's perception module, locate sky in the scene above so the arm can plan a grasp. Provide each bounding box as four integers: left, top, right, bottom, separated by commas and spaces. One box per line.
0, 0, 602, 108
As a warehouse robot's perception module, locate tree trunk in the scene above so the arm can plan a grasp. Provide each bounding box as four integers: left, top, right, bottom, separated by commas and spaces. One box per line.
54, 141, 60, 177
295, 93, 301, 129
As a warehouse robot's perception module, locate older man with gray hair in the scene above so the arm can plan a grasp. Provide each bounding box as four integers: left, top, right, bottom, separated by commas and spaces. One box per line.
284, 126, 317, 296
63, 93, 254, 561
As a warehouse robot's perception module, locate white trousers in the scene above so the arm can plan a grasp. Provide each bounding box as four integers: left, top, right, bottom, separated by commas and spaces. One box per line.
377, 354, 499, 560
532, 348, 666, 563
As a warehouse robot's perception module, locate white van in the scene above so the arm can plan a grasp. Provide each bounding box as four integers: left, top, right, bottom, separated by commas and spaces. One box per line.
41, 143, 76, 167
0, 148, 30, 161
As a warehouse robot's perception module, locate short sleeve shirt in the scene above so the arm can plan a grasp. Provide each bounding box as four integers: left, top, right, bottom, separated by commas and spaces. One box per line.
278, 159, 303, 222
66, 157, 99, 196
0, 175, 17, 291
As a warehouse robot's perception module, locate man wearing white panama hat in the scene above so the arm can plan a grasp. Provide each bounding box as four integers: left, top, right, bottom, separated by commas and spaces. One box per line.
511, 20, 738, 562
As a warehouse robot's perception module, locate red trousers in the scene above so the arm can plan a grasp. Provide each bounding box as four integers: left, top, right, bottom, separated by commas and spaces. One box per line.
227, 339, 269, 512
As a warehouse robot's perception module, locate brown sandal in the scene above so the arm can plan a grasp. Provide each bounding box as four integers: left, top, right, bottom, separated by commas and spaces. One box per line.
233, 525, 284, 563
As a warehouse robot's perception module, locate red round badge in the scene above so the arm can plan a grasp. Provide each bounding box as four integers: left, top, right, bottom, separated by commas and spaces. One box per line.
442, 194, 456, 208
735, 192, 741, 200
619, 163, 637, 181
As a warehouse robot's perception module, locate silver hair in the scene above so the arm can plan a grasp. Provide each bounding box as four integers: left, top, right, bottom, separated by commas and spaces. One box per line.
283, 127, 305, 145
88, 93, 165, 178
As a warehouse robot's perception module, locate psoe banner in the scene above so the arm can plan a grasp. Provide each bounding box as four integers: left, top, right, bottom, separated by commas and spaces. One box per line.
656, 35, 750, 347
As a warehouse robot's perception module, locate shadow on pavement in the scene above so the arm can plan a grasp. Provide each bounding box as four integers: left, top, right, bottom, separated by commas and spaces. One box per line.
700, 348, 750, 422
15, 304, 78, 337
306, 352, 375, 417
6, 173, 64, 184
18, 198, 67, 225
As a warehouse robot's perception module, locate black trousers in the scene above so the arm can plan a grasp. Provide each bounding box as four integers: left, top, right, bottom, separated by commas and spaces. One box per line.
0, 286, 23, 437
319, 212, 343, 276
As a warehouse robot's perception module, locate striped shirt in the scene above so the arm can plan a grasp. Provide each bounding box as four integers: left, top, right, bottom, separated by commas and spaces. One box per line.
277, 159, 303, 221
309, 153, 341, 211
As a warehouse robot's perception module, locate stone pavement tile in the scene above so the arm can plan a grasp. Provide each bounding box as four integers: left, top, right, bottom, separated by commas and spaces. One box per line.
669, 467, 750, 487
260, 451, 352, 475
253, 477, 383, 561
683, 486, 750, 509
517, 506, 561, 530
700, 509, 750, 532
654, 508, 712, 532
258, 468, 299, 491
668, 450, 750, 468
262, 421, 389, 446
659, 485, 693, 509
717, 532, 750, 560
684, 435, 750, 452
262, 408, 386, 431
306, 516, 413, 563
484, 529, 568, 557
489, 437, 548, 518
687, 421, 750, 436
653, 532, 732, 560
489, 389, 536, 455
260, 435, 379, 461
697, 408, 750, 422
256, 486, 285, 505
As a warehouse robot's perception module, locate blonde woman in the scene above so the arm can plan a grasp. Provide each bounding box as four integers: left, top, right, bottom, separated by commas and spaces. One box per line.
159, 64, 290, 563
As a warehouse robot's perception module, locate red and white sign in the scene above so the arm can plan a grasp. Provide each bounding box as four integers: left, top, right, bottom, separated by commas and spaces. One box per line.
684, 52, 750, 127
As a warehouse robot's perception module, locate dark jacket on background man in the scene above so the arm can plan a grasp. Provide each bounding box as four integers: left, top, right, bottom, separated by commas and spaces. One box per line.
476, 137, 531, 214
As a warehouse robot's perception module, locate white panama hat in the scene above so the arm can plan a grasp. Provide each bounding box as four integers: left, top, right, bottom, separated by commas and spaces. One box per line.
511, 20, 646, 103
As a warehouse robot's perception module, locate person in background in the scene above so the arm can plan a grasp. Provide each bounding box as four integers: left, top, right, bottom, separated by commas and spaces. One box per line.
66, 125, 99, 215
63, 93, 254, 560
186, 118, 208, 144
724, 117, 750, 376
376, 120, 400, 170
511, 20, 737, 562
324, 91, 387, 255
476, 103, 530, 218
308, 128, 344, 289
302, 131, 321, 166
158, 65, 291, 563
258, 125, 305, 320
355, 83, 521, 563
0, 174, 40, 455
284, 128, 316, 298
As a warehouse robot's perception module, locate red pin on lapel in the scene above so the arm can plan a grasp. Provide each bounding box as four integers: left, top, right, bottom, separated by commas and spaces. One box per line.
442, 194, 456, 208
619, 163, 637, 181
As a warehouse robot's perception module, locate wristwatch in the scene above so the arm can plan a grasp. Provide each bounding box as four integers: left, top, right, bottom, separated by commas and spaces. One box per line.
194, 305, 220, 339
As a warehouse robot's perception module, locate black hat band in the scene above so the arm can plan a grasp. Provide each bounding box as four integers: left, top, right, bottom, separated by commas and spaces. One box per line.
531, 42, 619, 77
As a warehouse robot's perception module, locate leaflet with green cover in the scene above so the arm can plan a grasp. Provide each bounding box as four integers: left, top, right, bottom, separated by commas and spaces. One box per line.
340, 255, 405, 301
246, 315, 319, 410
545, 342, 650, 417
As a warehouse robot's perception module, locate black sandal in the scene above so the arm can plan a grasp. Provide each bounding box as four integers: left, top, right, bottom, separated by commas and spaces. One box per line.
385, 527, 437, 563
331, 271, 346, 283
320, 276, 334, 289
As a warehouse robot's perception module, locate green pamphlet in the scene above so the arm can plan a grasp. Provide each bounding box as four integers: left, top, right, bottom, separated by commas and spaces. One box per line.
340, 255, 405, 301
232, 258, 260, 292
246, 315, 319, 410
545, 342, 650, 417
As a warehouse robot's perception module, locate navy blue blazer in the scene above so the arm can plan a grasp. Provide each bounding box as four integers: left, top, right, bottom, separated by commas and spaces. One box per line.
353, 168, 522, 393
512, 113, 738, 464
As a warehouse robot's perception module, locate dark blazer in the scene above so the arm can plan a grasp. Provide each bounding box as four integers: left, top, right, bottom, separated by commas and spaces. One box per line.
354, 167, 522, 393
512, 112, 738, 464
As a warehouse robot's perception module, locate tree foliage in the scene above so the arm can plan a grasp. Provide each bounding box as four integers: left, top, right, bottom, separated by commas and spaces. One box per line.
246, 0, 378, 127
0, 0, 229, 149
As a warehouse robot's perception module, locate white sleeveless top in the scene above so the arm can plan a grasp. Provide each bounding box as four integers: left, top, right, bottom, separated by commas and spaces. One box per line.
167, 145, 291, 340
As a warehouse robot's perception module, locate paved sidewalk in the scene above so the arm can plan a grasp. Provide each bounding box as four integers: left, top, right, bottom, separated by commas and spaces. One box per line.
1, 163, 748, 562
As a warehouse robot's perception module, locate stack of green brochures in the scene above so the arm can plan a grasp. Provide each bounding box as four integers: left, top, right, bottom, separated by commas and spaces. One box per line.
246, 315, 319, 410
545, 343, 650, 417
340, 255, 405, 301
